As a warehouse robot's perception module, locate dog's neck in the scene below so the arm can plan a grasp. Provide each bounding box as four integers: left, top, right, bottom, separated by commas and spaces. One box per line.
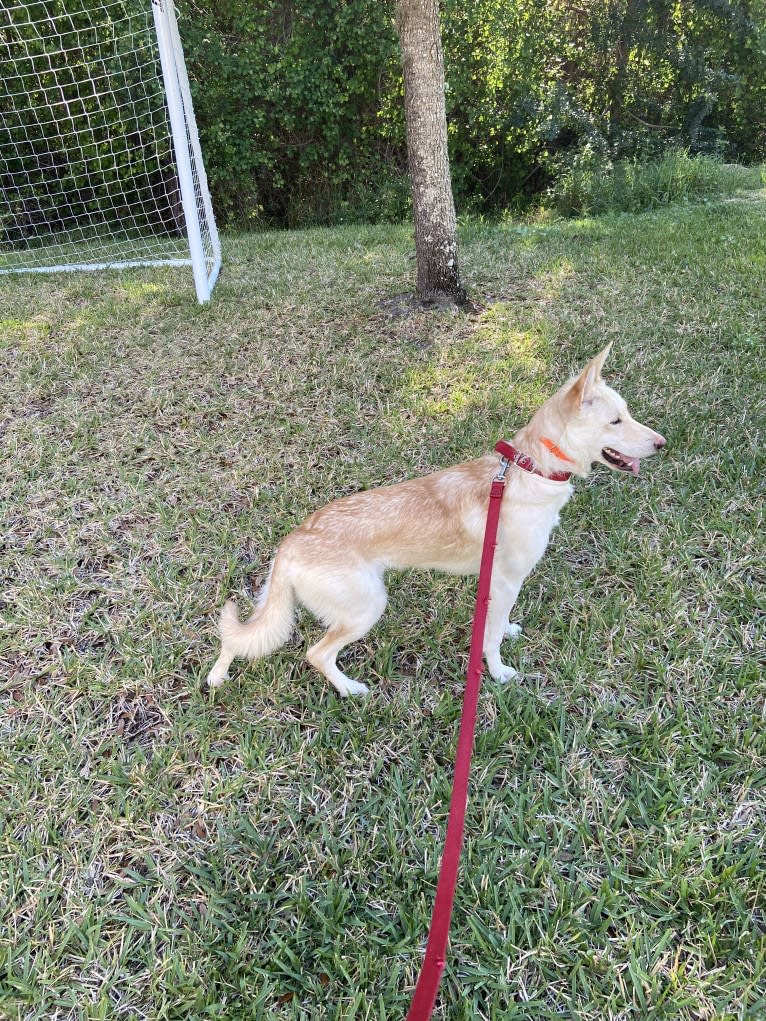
539, 436, 576, 466
504, 428, 580, 482
496, 438, 573, 482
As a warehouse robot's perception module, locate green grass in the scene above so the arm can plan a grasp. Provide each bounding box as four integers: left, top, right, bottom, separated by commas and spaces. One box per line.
548, 149, 765, 218
1, 192, 765, 1020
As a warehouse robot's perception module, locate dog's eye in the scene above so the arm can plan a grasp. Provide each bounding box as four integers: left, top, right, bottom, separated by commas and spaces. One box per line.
611, 418, 622, 425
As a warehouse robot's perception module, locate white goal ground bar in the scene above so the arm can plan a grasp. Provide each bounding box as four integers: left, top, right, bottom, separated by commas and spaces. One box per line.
2, 258, 222, 291
0, 0, 221, 303
3, 258, 191, 273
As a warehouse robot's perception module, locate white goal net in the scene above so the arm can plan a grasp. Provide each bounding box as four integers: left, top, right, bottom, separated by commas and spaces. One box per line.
0, 0, 221, 302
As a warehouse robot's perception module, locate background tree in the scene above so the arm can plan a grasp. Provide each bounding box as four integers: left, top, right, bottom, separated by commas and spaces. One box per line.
395, 0, 466, 307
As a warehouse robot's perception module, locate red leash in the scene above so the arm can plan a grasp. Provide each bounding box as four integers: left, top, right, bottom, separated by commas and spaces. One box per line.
406, 444, 511, 1021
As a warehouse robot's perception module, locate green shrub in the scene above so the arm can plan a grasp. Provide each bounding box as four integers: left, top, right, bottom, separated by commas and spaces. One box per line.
175, 0, 404, 229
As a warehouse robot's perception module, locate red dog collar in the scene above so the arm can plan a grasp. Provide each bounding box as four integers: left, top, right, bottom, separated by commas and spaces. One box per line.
495, 439, 573, 483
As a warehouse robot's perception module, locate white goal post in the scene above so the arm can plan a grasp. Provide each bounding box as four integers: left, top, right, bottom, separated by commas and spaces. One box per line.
0, 0, 221, 303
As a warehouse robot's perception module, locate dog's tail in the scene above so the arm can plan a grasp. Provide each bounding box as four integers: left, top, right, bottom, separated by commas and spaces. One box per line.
219, 556, 295, 662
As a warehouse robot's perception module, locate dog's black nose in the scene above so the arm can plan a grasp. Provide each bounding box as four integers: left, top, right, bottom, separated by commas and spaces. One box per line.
654, 432, 667, 449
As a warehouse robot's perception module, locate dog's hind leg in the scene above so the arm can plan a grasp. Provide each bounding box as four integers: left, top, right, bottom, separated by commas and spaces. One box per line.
301, 567, 388, 697
206, 555, 296, 690
207, 645, 237, 689
307, 623, 374, 697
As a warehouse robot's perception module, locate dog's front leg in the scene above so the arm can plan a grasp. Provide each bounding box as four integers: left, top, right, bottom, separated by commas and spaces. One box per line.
483, 574, 521, 683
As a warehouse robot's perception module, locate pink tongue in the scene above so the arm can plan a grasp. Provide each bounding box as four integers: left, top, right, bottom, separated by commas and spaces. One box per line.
630, 458, 640, 476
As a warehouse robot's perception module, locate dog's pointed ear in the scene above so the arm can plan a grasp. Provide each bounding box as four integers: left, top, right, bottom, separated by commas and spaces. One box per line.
590, 342, 612, 378
567, 343, 612, 409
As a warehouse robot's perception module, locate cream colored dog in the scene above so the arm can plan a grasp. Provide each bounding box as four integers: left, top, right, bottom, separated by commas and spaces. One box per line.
207, 346, 665, 696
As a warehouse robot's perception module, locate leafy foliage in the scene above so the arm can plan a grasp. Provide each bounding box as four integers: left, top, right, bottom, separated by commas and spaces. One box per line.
177, 0, 766, 225
175, 0, 405, 227
1, 0, 765, 229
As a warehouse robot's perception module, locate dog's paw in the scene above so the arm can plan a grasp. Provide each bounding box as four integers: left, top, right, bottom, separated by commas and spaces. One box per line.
491, 664, 518, 685
336, 678, 370, 698
205, 669, 229, 690
504, 622, 523, 640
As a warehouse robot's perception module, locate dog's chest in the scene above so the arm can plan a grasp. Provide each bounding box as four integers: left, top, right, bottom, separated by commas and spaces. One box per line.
496, 479, 572, 572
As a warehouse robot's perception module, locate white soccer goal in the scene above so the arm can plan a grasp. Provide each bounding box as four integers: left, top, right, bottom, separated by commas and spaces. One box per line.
0, 0, 221, 303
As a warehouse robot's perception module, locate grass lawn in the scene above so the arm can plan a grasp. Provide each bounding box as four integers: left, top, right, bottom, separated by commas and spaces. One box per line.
1, 190, 765, 1020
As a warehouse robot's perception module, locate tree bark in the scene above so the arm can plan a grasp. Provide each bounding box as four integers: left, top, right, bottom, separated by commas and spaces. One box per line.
396, 0, 466, 307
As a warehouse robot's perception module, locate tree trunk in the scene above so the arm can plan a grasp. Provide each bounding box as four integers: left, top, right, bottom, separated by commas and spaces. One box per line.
396, 0, 466, 307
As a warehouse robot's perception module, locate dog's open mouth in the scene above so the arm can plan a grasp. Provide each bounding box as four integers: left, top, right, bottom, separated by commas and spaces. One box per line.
602, 447, 640, 475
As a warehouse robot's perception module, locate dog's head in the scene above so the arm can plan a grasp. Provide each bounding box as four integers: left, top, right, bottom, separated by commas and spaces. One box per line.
558, 345, 666, 476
